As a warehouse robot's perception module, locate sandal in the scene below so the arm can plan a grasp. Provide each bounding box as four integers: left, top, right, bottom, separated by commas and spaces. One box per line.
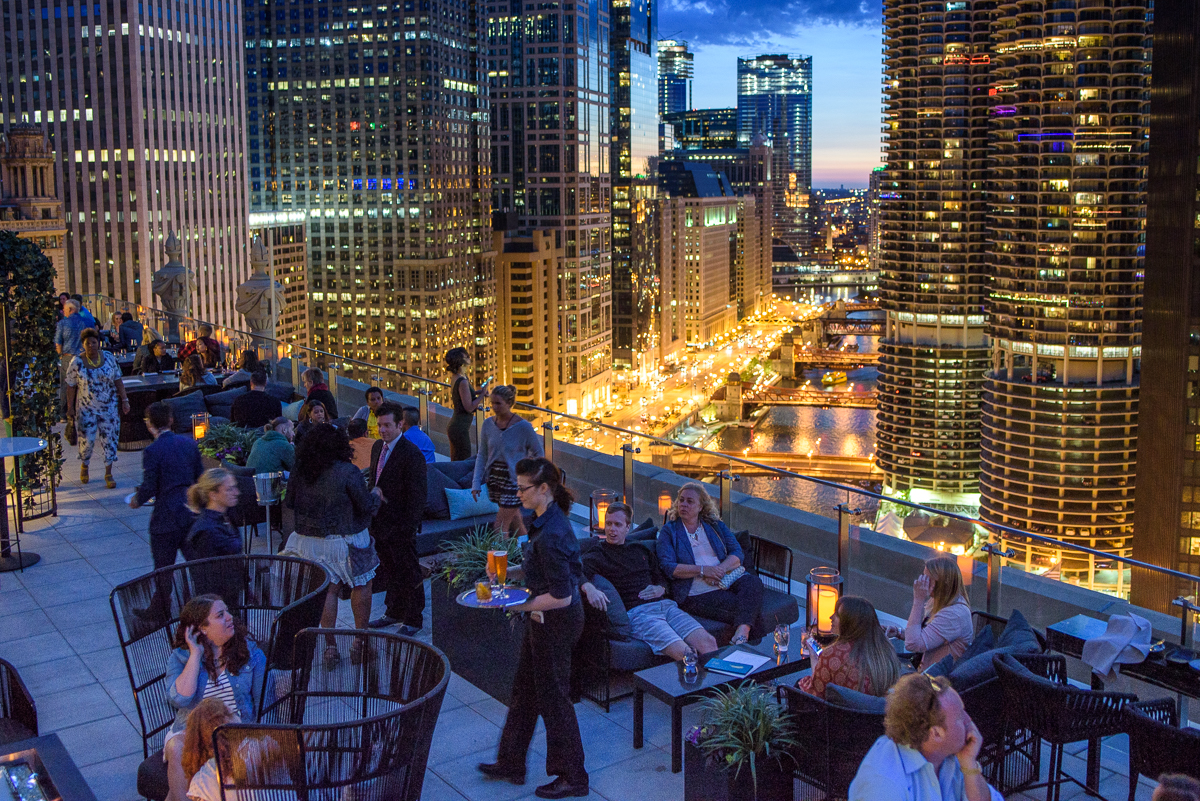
323, 645, 342, 669
80, 464, 89, 484
105, 469, 116, 489
350, 637, 370, 666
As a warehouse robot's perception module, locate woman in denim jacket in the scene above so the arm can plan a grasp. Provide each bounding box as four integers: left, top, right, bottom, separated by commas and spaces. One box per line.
162, 594, 267, 801
656, 482, 766, 645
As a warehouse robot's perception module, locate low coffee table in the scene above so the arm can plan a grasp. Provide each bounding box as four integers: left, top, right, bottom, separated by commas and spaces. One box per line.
632, 643, 809, 772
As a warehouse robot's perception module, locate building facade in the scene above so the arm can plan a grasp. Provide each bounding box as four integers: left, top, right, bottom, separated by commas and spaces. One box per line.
663, 108, 737, 151
657, 39, 692, 116
0, 0, 250, 327
247, 216, 309, 352
980, 0, 1148, 584
611, 0, 659, 372
493, 229, 562, 407
736, 54, 812, 252
876, 0, 992, 508
0, 124, 66, 291
246, 0, 497, 385
487, 0, 613, 415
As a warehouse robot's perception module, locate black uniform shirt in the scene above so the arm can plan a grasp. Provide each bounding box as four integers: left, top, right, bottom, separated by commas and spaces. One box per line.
523, 503, 583, 599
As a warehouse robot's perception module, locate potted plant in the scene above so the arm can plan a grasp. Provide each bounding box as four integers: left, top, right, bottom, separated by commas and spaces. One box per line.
430, 525, 526, 704
198, 422, 262, 467
685, 683, 797, 801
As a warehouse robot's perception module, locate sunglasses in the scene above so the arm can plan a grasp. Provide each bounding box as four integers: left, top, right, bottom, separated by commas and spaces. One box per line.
926, 674, 948, 712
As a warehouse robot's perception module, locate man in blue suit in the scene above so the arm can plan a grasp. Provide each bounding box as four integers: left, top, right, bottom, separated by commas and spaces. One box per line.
130, 401, 204, 571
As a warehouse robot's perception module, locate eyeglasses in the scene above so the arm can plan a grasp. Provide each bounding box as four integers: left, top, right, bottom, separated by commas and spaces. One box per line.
515, 483, 536, 495
926, 674, 947, 712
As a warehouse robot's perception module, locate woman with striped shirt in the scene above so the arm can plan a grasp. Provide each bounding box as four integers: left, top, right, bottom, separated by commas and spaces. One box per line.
163, 595, 267, 801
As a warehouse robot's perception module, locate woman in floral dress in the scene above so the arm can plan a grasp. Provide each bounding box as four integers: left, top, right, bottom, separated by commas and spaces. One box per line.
65, 328, 130, 488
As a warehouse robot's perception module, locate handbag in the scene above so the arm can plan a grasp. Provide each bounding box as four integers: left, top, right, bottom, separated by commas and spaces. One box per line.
65, 418, 77, 446
717, 565, 746, 590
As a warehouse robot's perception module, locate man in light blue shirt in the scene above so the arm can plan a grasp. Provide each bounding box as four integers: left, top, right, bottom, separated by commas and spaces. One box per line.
399, 405, 437, 464
54, 300, 90, 419
850, 673, 1002, 801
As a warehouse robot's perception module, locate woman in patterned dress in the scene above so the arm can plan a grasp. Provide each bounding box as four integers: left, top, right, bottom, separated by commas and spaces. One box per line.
65, 327, 130, 488
797, 595, 902, 698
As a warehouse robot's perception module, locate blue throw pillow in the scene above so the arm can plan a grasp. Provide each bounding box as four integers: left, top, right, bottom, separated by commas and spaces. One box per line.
925, 653, 955, 678
445, 487, 500, 520
996, 609, 1041, 654
956, 624, 995, 664
825, 682, 887, 715
587, 573, 633, 639
947, 645, 1021, 692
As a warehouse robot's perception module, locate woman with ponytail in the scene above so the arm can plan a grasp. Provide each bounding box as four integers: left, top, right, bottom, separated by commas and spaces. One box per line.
477, 457, 589, 799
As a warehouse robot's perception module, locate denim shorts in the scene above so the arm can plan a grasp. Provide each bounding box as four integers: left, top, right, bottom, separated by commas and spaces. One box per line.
627, 599, 705, 655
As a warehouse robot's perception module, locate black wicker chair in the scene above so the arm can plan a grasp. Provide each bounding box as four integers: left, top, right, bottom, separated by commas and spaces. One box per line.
108, 555, 328, 800
0, 658, 37, 746
993, 652, 1136, 801
1124, 698, 1200, 801
776, 683, 885, 800
212, 628, 449, 801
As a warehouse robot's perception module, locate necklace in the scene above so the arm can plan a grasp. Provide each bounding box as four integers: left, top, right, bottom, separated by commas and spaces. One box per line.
686, 523, 701, 544
83, 352, 103, 368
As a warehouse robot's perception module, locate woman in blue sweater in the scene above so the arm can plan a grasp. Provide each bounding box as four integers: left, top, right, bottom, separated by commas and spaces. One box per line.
657, 482, 766, 645
162, 594, 266, 801
184, 468, 242, 560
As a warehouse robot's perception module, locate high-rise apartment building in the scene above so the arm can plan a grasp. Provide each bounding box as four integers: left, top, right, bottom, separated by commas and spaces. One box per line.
493, 228, 562, 406
246, 0, 496, 384
487, 0, 613, 415
737, 54, 812, 252
0, 124, 67, 292
981, 1, 1148, 582
876, 0, 991, 506
247, 217, 309, 351
657, 39, 692, 116
611, 0, 658, 372
663, 108, 737, 151
0, 0, 250, 327
866, 166, 884, 274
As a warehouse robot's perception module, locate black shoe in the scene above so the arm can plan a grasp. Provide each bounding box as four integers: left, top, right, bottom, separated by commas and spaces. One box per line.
367, 615, 398, 629
398, 624, 422, 636
477, 762, 525, 785
535, 777, 589, 798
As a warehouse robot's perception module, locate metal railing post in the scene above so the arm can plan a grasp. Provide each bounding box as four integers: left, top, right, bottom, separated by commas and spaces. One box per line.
290, 348, 300, 387
622, 443, 640, 503
982, 541, 1015, 617
418, 388, 431, 434
475, 406, 487, 448
543, 416, 557, 463
836, 504, 860, 583
327, 365, 338, 398
719, 470, 734, 526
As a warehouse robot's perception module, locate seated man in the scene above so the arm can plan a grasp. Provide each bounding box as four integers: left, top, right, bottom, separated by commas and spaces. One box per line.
849, 673, 1001, 801
399, 405, 436, 464
230, 369, 283, 429
581, 503, 717, 663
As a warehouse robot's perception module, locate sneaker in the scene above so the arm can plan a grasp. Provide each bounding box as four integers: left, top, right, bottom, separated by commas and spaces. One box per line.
534, 777, 589, 798
367, 615, 398, 629
398, 624, 422, 636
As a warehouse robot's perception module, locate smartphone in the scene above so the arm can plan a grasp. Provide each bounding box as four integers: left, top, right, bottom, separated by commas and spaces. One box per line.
480, 376, 493, 388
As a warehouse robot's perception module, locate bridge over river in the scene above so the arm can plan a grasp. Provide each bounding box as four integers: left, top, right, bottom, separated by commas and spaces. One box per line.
666, 450, 882, 483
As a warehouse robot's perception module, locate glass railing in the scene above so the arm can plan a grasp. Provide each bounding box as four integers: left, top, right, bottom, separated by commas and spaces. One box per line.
82, 294, 1200, 627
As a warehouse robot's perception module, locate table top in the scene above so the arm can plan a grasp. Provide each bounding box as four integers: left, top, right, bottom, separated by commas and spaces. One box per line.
0, 437, 48, 458
0, 733, 99, 801
1047, 613, 1200, 698
120, 373, 181, 391
634, 642, 808, 704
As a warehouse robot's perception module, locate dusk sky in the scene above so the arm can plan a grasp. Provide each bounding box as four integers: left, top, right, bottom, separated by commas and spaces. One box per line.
659, 0, 885, 188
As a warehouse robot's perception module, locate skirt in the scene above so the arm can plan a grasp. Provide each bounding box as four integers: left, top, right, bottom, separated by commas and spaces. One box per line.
281, 529, 378, 587
486, 461, 521, 508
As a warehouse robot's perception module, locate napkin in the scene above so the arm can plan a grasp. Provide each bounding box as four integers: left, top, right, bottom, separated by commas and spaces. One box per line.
1081, 613, 1152, 681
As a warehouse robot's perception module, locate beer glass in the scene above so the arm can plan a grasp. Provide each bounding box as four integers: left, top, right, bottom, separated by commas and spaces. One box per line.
493, 550, 508, 599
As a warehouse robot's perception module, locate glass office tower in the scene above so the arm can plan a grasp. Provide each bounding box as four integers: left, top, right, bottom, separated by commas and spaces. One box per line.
736, 53, 812, 252
657, 39, 692, 116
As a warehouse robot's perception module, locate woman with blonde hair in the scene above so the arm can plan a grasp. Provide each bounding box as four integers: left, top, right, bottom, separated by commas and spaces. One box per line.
655, 482, 766, 645
184, 468, 242, 560
470, 384, 543, 538
181, 698, 237, 801
893, 555, 974, 670
798, 595, 901, 698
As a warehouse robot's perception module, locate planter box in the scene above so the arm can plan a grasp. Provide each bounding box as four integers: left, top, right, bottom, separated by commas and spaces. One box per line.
430, 575, 525, 704
685, 741, 793, 801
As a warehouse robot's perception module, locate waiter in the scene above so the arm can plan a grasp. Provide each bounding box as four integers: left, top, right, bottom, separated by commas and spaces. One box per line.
478, 457, 589, 799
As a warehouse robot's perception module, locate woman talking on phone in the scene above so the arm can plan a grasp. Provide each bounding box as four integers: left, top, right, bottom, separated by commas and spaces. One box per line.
477, 457, 588, 799
161, 594, 267, 801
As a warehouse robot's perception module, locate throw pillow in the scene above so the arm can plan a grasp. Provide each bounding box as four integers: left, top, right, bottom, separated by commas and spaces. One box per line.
947, 645, 1021, 692
996, 609, 1041, 654
586, 573, 633, 639
445, 487, 500, 520
925, 653, 955, 678
282, 399, 304, 422
956, 625, 995, 665
264, 382, 295, 403
825, 682, 887, 715
164, 391, 209, 435
628, 518, 658, 541
425, 467, 457, 520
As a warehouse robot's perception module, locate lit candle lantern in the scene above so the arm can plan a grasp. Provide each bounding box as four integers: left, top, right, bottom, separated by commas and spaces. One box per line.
192, 412, 209, 440
658, 491, 673, 525
590, 489, 617, 534
805, 566, 843, 641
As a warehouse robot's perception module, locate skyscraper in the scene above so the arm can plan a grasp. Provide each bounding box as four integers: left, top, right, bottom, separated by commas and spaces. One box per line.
736, 54, 812, 252
246, 0, 496, 384
981, 0, 1148, 584
0, 125, 67, 292
663, 108, 737, 151
876, 1, 991, 507
488, 0, 613, 415
657, 39, 692, 116
611, 0, 658, 372
0, 0, 250, 327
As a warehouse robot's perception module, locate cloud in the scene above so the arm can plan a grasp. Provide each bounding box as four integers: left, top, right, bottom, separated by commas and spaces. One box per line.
658, 0, 881, 47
